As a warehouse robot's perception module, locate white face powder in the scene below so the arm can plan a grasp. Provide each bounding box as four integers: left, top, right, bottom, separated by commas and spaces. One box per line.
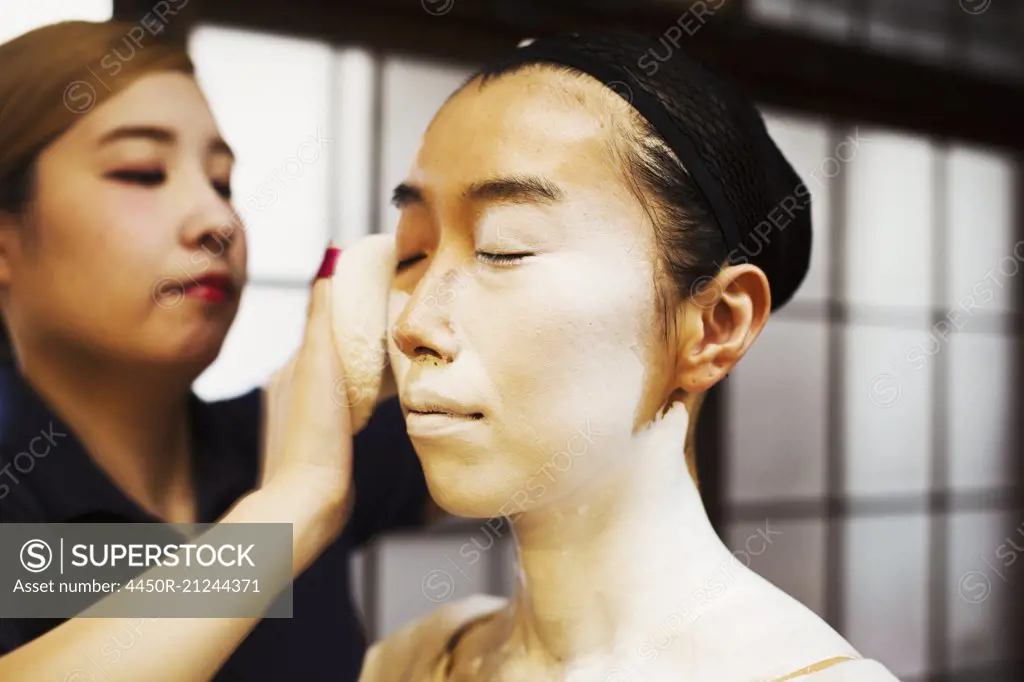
386, 69, 672, 518
371, 68, 872, 682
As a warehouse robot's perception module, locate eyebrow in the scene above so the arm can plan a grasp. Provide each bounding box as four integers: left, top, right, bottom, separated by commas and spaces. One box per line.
391, 174, 564, 209
97, 125, 235, 160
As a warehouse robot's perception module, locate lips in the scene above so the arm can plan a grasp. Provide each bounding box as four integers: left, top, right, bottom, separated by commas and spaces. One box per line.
180, 274, 236, 303
406, 404, 484, 420
404, 405, 484, 439
402, 392, 486, 439
402, 395, 484, 420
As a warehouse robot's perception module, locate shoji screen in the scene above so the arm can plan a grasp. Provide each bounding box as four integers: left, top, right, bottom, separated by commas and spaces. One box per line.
725, 111, 1019, 681
725, 109, 834, 621
376, 55, 475, 235
189, 26, 378, 400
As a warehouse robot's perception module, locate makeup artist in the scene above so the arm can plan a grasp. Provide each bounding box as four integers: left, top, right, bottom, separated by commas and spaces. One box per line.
0, 20, 429, 681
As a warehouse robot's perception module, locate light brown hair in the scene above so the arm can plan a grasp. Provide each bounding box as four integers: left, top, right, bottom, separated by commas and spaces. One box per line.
0, 20, 194, 212
0, 21, 194, 360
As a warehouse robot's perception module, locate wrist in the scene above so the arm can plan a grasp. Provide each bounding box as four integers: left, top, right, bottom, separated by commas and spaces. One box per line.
254, 474, 351, 572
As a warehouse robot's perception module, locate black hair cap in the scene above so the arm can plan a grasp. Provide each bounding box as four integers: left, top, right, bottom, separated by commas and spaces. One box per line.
482, 30, 813, 311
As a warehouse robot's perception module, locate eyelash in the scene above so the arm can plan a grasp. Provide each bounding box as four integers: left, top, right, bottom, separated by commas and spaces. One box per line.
394, 251, 533, 273
477, 251, 532, 265
396, 254, 426, 272
109, 169, 164, 186
108, 170, 232, 200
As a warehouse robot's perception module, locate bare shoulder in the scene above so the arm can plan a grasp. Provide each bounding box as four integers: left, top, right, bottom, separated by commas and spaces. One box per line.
664, 567, 865, 680
359, 594, 508, 682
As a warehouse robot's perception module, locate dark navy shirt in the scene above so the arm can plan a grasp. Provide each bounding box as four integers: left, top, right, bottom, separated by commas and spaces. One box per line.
0, 363, 428, 681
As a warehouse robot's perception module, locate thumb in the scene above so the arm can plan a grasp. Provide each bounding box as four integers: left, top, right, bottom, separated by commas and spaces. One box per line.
305, 243, 341, 321
282, 246, 353, 463
293, 246, 341, 388
300, 279, 333, 360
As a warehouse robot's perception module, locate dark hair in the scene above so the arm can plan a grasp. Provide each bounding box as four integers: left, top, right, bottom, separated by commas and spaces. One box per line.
0, 152, 36, 365
464, 31, 813, 479
468, 31, 812, 317
472, 63, 726, 326
0, 154, 35, 214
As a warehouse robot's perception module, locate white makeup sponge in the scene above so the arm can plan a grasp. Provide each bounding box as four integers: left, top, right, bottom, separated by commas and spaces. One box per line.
330, 233, 397, 433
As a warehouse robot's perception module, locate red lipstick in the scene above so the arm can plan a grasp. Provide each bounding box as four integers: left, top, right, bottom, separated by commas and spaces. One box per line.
183, 274, 235, 303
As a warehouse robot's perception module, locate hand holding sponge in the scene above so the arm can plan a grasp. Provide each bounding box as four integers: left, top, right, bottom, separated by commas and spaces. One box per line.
328, 234, 399, 433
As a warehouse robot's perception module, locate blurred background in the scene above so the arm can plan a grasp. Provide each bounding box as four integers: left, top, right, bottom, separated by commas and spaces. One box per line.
6, 0, 1022, 680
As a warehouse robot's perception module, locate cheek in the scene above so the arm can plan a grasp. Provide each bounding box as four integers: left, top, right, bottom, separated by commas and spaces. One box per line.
387, 288, 413, 380
462, 253, 656, 452
29, 188, 110, 288
31, 182, 167, 318
40, 177, 163, 266
232, 227, 248, 269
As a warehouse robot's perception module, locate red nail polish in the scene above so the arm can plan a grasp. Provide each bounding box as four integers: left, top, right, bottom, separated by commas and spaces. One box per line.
315, 244, 342, 281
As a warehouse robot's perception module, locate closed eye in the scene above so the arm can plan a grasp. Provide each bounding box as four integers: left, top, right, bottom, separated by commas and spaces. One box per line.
396, 254, 427, 272
107, 170, 232, 201
476, 251, 534, 265
395, 251, 534, 273
107, 169, 165, 186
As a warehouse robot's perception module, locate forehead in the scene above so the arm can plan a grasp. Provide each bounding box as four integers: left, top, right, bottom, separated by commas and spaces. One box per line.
73, 72, 218, 141
410, 69, 623, 191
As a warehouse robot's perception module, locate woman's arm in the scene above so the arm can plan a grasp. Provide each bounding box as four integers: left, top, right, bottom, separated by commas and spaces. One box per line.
0, 272, 352, 681
0, 479, 343, 682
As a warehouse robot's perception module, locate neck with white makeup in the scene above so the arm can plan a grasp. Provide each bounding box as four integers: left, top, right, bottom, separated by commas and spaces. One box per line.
503, 401, 747, 673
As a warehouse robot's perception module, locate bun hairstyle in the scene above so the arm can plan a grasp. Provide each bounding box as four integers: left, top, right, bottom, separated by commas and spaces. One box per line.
0, 20, 193, 363
470, 30, 813, 314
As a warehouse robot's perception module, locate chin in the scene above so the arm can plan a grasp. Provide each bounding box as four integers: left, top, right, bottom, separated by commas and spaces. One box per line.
144, 330, 226, 369
412, 421, 612, 518
426, 486, 495, 519
419, 455, 532, 519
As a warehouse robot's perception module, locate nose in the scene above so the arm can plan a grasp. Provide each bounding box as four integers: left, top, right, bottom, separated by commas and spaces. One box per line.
391, 266, 461, 365
181, 185, 241, 259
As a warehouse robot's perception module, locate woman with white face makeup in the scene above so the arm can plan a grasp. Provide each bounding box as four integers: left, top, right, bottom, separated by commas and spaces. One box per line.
363, 31, 901, 682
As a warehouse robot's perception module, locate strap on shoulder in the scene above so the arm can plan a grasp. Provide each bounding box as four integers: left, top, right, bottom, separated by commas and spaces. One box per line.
770, 656, 859, 681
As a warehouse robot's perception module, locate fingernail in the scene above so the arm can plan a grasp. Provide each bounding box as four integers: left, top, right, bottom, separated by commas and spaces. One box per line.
314, 242, 341, 281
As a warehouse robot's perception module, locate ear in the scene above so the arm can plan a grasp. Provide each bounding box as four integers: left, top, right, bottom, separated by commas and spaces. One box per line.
673, 263, 771, 393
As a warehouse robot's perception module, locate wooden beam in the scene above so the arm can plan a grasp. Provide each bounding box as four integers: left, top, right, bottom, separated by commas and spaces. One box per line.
112, 0, 204, 46
118, 0, 1024, 152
